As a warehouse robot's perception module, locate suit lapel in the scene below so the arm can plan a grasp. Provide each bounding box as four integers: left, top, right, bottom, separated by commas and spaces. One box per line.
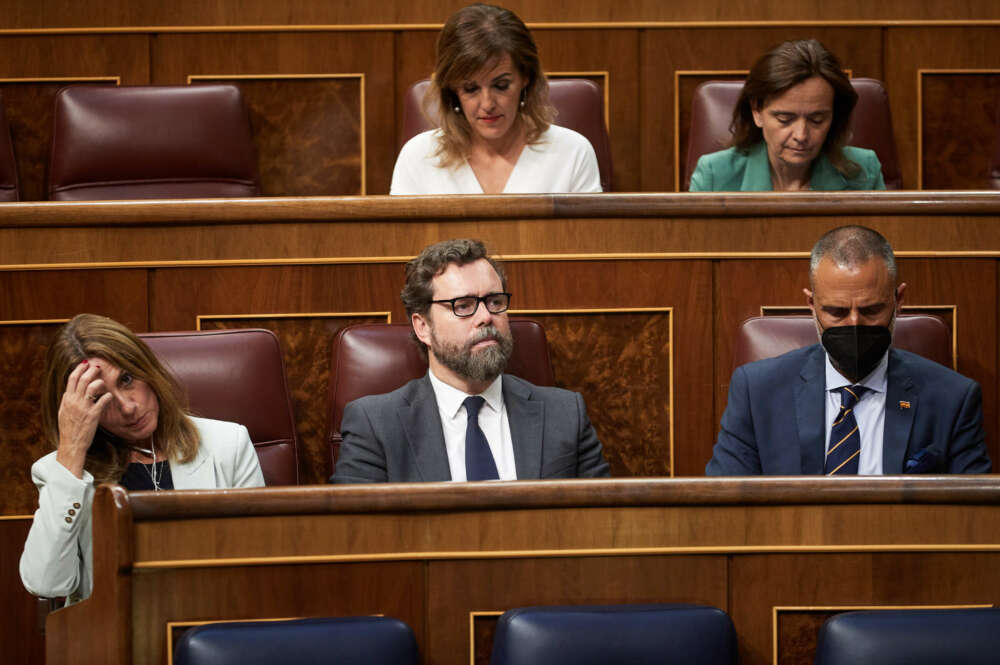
503, 376, 544, 479
796, 346, 828, 474
398, 376, 452, 481
740, 143, 774, 191
170, 446, 214, 489
883, 349, 917, 473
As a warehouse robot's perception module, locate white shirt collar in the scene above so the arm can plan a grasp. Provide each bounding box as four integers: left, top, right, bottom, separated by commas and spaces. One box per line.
427, 368, 504, 419
824, 349, 889, 394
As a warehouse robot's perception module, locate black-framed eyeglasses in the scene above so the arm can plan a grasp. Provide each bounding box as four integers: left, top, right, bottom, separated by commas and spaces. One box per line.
430, 292, 512, 318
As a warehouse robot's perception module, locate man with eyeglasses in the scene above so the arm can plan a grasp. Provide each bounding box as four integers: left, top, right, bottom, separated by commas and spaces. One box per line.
331, 238, 610, 483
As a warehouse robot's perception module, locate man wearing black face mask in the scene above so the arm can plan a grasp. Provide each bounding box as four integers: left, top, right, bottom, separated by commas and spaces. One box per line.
707, 225, 992, 475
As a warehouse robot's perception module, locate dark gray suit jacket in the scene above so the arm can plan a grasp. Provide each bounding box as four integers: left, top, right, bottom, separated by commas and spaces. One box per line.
331, 374, 611, 483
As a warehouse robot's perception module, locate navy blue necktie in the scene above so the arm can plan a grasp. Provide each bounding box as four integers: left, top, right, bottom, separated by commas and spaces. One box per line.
463, 396, 499, 481
824, 385, 869, 475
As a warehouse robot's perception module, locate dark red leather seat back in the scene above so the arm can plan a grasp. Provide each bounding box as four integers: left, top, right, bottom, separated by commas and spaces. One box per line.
685, 78, 901, 190
733, 314, 952, 370
400, 78, 613, 191
326, 320, 555, 472
49, 84, 260, 200
139, 328, 299, 485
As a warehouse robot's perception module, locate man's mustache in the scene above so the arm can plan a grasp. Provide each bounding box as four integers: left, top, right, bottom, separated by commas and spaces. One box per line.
466, 326, 504, 350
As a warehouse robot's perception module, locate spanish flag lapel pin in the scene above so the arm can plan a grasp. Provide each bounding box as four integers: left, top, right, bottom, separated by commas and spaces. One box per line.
899, 400, 911, 409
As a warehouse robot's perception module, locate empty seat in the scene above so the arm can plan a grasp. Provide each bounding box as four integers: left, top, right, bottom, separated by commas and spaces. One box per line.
815, 608, 1000, 665
401, 78, 613, 191
139, 328, 299, 485
48, 84, 259, 200
490, 604, 737, 665
326, 320, 554, 472
685, 78, 901, 190
733, 314, 952, 369
173, 616, 419, 665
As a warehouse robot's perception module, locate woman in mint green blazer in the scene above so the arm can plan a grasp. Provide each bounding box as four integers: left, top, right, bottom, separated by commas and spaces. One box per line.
689, 40, 886, 192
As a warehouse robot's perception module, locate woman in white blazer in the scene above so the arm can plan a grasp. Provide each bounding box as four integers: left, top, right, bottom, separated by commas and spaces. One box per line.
20, 314, 264, 604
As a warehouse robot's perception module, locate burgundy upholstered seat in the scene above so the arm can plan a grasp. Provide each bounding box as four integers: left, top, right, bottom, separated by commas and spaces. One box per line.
139, 328, 300, 485
685, 78, 902, 190
400, 78, 613, 191
326, 320, 554, 473
732, 314, 952, 370
48, 84, 260, 200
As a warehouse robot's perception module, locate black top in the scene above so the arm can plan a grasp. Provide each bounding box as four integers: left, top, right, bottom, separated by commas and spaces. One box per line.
119, 461, 174, 491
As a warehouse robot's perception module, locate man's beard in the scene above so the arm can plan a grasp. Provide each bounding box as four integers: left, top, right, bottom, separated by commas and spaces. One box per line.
430, 324, 514, 382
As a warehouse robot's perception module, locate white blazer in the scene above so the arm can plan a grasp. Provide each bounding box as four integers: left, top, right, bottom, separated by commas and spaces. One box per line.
19, 416, 265, 604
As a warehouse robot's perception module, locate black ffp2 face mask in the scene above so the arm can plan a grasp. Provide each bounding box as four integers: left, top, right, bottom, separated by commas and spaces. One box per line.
820, 324, 892, 382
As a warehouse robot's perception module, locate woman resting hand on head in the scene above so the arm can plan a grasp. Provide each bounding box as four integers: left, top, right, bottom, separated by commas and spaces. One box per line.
689, 39, 886, 192
20, 314, 264, 605
390, 3, 602, 194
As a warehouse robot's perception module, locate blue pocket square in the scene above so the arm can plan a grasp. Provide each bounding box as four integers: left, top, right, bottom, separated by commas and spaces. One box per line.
904, 448, 940, 473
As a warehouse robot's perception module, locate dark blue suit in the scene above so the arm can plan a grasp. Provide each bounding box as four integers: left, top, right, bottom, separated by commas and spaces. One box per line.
706, 345, 992, 475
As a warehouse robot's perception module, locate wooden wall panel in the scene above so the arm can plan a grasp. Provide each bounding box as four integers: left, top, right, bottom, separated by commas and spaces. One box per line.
885, 26, 1000, 189
3, 1, 1000, 28
195, 76, 365, 196
713, 258, 998, 469
427, 555, 728, 665
151, 32, 396, 194
920, 72, 1000, 189
0, 519, 44, 665
641, 27, 883, 192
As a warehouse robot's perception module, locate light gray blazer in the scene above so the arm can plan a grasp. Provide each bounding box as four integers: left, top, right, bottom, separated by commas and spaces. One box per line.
19, 416, 265, 604
331, 374, 611, 483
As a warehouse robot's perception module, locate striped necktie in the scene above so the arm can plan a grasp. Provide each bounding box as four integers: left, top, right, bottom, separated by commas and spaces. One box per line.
824, 385, 869, 475
463, 396, 499, 481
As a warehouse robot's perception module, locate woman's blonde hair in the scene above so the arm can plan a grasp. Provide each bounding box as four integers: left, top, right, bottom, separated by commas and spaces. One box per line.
427, 3, 554, 168
40, 314, 199, 483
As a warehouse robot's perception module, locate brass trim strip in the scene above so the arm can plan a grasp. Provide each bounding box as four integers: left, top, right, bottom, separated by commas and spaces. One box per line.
188, 73, 367, 195
7, 251, 1000, 273
469, 611, 504, 665
0, 318, 69, 326
4, 20, 1000, 36
510, 307, 674, 476
196, 311, 392, 330
0, 76, 120, 84
133, 543, 1000, 570
770, 603, 993, 665
0, 514, 33, 520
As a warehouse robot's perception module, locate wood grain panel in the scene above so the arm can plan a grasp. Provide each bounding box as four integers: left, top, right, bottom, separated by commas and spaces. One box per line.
885, 27, 1000, 190
200, 314, 390, 484
640, 27, 882, 192
0, 519, 45, 665
520, 311, 672, 476
193, 76, 364, 196
507, 260, 712, 477
151, 31, 395, 194
714, 258, 998, 470
920, 72, 1000, 189
135, 562, 424, 665
427, 556, 728, 665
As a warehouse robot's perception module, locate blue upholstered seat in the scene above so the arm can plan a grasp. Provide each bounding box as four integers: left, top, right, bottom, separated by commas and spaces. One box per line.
490, 604, 737, 665
815, 609, 1000, 665
173, 616, 419, 665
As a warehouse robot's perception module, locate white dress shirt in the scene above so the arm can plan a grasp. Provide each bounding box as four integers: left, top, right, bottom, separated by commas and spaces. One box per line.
427, 369, 517, 481
823, 351, 889, 475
